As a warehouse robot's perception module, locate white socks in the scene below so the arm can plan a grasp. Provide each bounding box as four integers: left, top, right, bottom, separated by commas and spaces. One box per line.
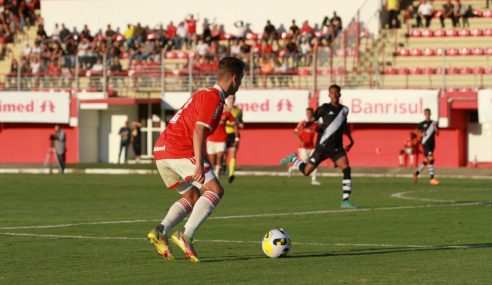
183, 191, 221, 238
160, 198, 193, 236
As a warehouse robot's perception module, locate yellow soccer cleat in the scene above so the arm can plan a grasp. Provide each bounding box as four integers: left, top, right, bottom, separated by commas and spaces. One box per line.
147, 228, 174, 261
429, 178, 440, 185
171, 231, 200, 263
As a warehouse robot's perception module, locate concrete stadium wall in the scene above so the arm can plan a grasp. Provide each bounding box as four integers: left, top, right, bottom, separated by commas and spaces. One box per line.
40, 0, 381, 35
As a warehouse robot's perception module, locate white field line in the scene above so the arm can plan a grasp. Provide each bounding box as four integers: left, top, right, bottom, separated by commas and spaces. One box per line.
0, 232, 478, 250
0, 168, 491, 180
0, 201, 489, 231
391, 191, 456, 203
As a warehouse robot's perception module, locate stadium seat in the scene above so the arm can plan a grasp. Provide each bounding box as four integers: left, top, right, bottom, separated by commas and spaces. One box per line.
473, 9, 483, 17
297, 68, 311, 76
434, 29, 446, 37
147, 33, 158, 40
281, 32, 290, 39
421, 29, 434, 37
436, 48, 446, 56
459, 47, 472, 56
411, 67, 423, 75
423, 48, 435, 56
483, 10, 492, 18
447, 67, 461, 75
410, 48, 423, 56
445, 29, 459, 37
224, 33, 234, 40
472, 47, 484, 55
410, 29, 422, 37
436, 67, 446, 74
486, 67, 492, 74
459, 29, 471, 37
423, 67, 436, 74
484, 28, 492, 36
166, 51, 177, 59
398, 48, 410, 56
177, 51, 189, 59
471, 28, 483, 36
473, 67, 485, 74
447, 48, 459, 56
461, 67, 473, 74
398, 67, 410, 75
246, 32, 258, 40
383, 67, 398, 75
486, 47, 492, 56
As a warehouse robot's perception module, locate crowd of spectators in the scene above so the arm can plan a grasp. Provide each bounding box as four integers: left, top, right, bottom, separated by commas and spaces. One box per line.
7, 11, 345, 88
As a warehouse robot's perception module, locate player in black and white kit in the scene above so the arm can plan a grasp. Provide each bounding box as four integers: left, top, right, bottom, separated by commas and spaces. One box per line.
281, 84, 357, 208
413, 108, 440, 185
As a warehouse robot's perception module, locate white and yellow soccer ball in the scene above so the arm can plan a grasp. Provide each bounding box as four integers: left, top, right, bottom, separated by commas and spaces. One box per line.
261, 228, 291, 258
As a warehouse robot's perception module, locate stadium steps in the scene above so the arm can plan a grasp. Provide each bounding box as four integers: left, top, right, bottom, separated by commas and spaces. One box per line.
380, 74, 491, 88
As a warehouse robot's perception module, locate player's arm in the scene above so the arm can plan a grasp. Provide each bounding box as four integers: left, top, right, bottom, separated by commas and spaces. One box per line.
192, 124, 209, 183
228, 113, 240, 141
344, 123, 354, 152
236, 110, 244, 129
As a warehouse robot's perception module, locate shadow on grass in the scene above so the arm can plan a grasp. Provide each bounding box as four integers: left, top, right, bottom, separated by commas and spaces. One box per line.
201, 243, 492, 263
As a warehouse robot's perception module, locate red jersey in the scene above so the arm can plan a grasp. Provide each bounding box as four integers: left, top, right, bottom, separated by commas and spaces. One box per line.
295, 120, 319, 148
154, 86, 225, 159
166, 25, 177, 38
186, 19, 197, 35
207, 111, 235, 143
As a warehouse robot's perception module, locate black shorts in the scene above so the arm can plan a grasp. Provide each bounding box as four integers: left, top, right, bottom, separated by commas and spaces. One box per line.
423, 144, 435, 156
308, 145, 346, 167
226, 134, 237, 149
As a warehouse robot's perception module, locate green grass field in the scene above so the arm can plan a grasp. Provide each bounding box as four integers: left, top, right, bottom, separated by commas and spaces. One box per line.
1, 173, 491, 284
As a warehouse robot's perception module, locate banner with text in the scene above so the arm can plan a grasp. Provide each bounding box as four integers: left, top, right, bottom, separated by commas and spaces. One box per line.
318, 89, 439, 123
235, 89, 310, 123
478, 89, 492, 123
0, 92, 70, 123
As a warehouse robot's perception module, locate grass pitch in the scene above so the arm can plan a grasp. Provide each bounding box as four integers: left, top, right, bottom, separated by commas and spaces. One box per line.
0, 173, 491, 284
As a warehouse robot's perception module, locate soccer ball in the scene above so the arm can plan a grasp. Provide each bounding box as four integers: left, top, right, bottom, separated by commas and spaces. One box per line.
261, 228, 291, 258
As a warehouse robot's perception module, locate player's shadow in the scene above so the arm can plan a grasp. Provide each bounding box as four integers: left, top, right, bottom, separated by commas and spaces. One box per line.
201, 243, 492, 263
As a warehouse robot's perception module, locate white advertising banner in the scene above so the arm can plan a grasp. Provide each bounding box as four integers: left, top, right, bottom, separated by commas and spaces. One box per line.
235, 89, 310, 123
0, 92, 70, 123
319, 89, 439, 123
478, 89, 492, 123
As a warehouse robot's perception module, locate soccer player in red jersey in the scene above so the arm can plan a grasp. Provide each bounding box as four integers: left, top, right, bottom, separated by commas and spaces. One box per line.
399, 132, 417, 167
147, 57, 244, 263
207, 109, 238, 176
288, 108, 321, 185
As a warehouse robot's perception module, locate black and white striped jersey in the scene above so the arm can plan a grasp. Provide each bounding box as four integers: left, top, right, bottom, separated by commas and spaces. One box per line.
313, 103, 349, 149
417, 120, 438, 146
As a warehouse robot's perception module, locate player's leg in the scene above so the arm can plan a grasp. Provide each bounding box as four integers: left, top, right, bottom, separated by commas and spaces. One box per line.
428, 153, 439, 185
305, 148, 320, 185
414, 146, 430, 184
399, 149, 405, 166
334, 154, 357, 209
281, 150, 318, 176
170, 159, 220, 262
228, 137, 239, 183
216, 150, 225, 176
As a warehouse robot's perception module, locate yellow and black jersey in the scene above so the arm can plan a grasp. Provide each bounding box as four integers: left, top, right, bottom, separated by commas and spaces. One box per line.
225, 106, 243, 134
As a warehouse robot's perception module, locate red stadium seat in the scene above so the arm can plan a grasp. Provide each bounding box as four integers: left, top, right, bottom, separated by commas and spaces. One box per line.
245, 33, 258, 40
314, 31, 324, 38
486, 47, 492, 56
383, 67, 398, 75
473, 9, 483, 17
472, 48, 484, 55
473, 67, 485, 74
459, 47, 472, 56
483, 10, 492, 18
177, 51, 189, 59
410, 29, 422, 37
447, 48, 459, 56
434, 29, 446, 37
398, 67, 410, 75
116, 34, 125, 41
459, 29, 471, 37
410, 48, 423, 56
423, 48, 435, 56
436, 48, 446, 56
398, 48, 410, 56
461, 67, 473, 74
165, 51, 177, 59
486, 67, 492, 74
484, 28, 492, 36
447, 67, 461, 74
147, 33, 158, 40
411, 67, 423, 74
421, 29, 434, 37
446, 87, 457, 93
436, 67, 446, 74
445, 29, 459, 37
281, 32, 291, 39
423, 67, 436, 74
471, 29, 483, 36
297, 68, 311, 76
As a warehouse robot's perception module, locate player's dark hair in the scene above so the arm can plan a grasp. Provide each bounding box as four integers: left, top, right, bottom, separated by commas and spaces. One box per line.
329, 84, 341, 94
306, 107, 314, 113
424, 108, 431, 113
218, 57, 245, 79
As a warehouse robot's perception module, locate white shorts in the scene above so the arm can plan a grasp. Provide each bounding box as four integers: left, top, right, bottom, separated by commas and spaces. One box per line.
298, 148, 315, 160
156, 158, 216, 194
207, 141, 226, 155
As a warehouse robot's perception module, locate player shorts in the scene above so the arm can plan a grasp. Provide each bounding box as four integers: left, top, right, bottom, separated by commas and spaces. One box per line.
404, 147, 414, 155
207, 141, 226, 155
308, 145, 346, 167
155, 158, 216, 194
298, 148, 315, 160
226, 133, 238, 149
423, 144, 435, 156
